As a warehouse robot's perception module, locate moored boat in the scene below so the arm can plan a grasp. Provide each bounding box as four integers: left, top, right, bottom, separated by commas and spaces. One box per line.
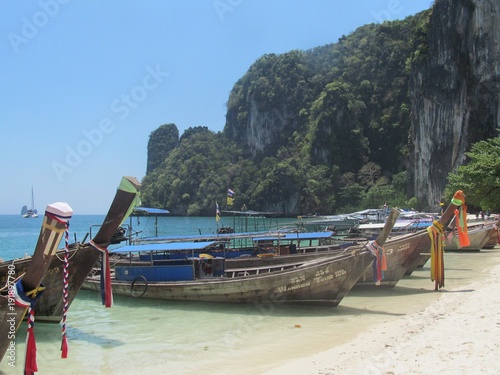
83, 245, 373, 306
444, 221, 498, 251
0, 176, 141, 321
356, 191, 468, 286
411, 221, 499, 271
82, 209, 401, 305
0, 202, 73, 363
481, 222, 499, 249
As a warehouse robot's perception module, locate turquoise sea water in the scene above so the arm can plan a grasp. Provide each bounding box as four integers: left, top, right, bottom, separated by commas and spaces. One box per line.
0, 215, 103, 261
1, 214, 500, 374
0, 214, 297, 261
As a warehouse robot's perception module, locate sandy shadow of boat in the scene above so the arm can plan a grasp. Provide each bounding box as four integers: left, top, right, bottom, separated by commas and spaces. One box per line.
333, 305, 406, 317
438, 288, 475, 293
65, 326, 126, 348
349, 285, 440, 297
109, 292, 408, 319
402, 274, 431, 280
76, 289, 346, 318
12, 321, 126, 349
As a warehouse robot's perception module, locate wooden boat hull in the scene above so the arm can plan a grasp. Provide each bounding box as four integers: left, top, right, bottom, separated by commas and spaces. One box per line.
0, 247, 100, 322
482, 224, 499, 249
226, 230, 430, 287
411, 223, 499, 270
83, 250, 374, 306
444, 223, 497, 251
355, 230, 432, 287
0, 176, 141, 321
0, 202, 72, 362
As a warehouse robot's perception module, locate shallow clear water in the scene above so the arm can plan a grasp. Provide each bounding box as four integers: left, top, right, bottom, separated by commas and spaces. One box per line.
1, 214, 499, 374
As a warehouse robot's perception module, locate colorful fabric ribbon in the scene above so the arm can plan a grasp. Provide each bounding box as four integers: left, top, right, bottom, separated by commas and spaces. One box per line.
453, 206, 470, 248
90, 240, 113, 308
12, 280, 45, 375
427, 220, 445, 290
366, 240, 387, 285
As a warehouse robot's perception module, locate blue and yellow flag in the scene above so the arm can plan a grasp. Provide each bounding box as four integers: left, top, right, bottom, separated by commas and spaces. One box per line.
227, 189, 235, 206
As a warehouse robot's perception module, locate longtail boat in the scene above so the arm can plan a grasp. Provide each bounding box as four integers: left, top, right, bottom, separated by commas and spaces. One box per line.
0, 202, 73, 364
82, 209, 400, 305
0, 176, 141, 321
444, 221, 498, 251
355, 191, 468, 288
482, 221, 499, 249
84, 247, 371, 305
411, 221, 499, 271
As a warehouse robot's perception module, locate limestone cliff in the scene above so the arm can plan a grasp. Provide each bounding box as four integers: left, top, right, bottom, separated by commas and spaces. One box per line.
409, 0, 499, 209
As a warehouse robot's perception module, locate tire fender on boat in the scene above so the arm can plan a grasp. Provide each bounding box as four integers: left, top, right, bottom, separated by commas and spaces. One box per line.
130, 275, 148, 297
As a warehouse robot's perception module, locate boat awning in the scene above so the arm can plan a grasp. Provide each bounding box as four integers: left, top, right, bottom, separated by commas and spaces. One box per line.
111, 241, 218, 253
136, 230, 290, 243
132, 207, 170, 215
221, 209, 279, 216
297, 216, 360, 225
254, 231, 334, 241
358, 221, 430, 230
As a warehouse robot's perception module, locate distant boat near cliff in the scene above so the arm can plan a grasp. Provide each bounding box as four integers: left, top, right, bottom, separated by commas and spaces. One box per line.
21, 185, 38, 218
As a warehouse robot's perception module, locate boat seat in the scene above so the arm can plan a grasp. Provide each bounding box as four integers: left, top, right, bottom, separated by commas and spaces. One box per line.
225, 261, 306, 278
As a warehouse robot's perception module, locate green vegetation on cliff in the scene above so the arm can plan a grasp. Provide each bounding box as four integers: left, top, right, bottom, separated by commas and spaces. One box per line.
445, 137, 500, 211
141, 11, 432, 216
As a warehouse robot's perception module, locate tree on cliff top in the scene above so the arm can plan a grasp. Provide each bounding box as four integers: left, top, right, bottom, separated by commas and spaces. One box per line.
146, 123, 179, 173
445, 137, 500, 211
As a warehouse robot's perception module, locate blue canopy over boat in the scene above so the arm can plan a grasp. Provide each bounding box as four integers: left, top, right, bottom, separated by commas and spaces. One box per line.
132, 207, 170, 215
111, 241, 219, 253
137, 230, 290, 243
253, 231, 334, 241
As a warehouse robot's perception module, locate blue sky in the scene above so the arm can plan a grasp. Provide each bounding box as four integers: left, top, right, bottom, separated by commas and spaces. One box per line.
1, 0, 432, 214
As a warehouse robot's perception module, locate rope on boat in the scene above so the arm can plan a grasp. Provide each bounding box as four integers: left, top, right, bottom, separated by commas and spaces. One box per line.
0, 271, 25, 293
61, 219, 70, 358
89, 240, 113, 308
54, 245, 79, 262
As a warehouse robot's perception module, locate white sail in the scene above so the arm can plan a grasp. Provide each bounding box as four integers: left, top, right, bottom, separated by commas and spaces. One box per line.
22, 186, 38, 218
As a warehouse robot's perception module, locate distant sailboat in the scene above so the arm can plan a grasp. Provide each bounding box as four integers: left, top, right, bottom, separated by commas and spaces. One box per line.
21, 185, 38, 218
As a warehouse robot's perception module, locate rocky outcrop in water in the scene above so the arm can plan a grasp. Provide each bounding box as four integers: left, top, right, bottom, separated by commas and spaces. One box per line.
409, 0, 499, 209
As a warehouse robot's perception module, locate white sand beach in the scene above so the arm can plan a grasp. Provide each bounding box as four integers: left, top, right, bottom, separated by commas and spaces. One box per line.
264, 256, 500, 375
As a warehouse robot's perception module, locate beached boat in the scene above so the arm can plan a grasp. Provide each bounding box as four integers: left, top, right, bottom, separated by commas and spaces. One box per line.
251, 222, 435, 285
82, 209, 400, 305
356, 193, 469, 287
0, 176, 141, 321
357, 229, 434, 285
0, 202, 73, 363
481, 222, 499, 249
444, 221, 498, 251
295, 214, 363, 233
356, 216, 434, 239
411, 221, 499, 271
124, 205, 445, 289
83, 245, 372, 305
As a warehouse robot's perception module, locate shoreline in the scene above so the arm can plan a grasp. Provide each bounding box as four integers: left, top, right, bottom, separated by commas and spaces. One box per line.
263, 249, 500, 375
1, 248, 499, 375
